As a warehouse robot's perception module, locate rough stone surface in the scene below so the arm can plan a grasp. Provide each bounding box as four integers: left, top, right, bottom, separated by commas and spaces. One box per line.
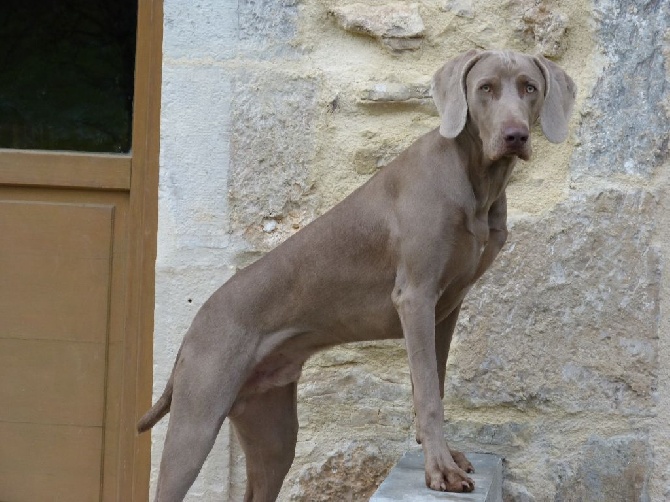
443, 0, 475, 19
450, 190, 660, 415
159, 65, 233, 252
519, 4, 569, 58
288, 443, 392, 502
163, 0, 300, 60
297, 341, 413, 439
360, 82, 431, 104
503, 481, 535, 502
272, 341, 413, 500
353, 139, 405, 174
553, 435, 652, 502
443, 420, 531, 454
330, 2, 425, 52
228, 71, 318, 250
155, 0, 670, 501
162, 0, 239, 60
238, 0, 301, 58
571, 0, 670, 178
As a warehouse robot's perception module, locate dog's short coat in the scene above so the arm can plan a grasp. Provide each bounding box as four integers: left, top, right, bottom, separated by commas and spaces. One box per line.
139, 50, 576, 501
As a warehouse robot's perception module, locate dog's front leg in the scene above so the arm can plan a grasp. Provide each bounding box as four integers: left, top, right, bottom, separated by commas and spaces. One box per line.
435, 303, 462, 400
393, 286, 475, 493
435, 303, 475, 475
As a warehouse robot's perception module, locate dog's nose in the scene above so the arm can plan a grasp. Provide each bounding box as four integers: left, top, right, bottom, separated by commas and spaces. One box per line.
503, 127, 529, 147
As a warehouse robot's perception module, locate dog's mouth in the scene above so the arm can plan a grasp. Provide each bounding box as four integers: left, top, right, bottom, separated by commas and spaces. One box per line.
490, 144, 531, 162
504, 144, 531, 161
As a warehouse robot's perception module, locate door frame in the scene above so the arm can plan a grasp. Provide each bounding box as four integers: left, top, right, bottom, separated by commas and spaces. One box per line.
122, 0, 162, 499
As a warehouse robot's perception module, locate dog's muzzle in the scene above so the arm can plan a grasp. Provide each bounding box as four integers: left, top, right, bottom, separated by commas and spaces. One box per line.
499, 125, 530, 160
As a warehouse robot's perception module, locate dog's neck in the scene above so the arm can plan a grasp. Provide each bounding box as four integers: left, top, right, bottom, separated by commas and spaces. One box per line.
456, 122, 517, 213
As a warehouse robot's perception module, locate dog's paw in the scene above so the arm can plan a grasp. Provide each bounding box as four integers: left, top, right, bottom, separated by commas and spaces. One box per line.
450, 449, 475, 473
424, 455, 475, 493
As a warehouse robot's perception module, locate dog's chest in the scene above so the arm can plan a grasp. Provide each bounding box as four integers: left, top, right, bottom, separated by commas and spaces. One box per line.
434, 212, 489, 319
460, 208, 489, 261
471, 214, 490, 253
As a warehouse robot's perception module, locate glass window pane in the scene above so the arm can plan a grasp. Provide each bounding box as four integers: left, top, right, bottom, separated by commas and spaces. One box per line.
0, 0, 137, 153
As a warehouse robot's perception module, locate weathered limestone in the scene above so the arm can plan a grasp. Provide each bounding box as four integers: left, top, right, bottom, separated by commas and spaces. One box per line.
162, 0, 300, 60
155, 0, 670, 500
359, 82, 431, 104
238, 0, 302, 58
553, 435, 652, 501
519, 3, 569, 58
443, 0, 475, 19
288, 443, 391, 501
503, 480, 535, 502
440, 190, 659, 499
571, 0, 670, 178
229, 71, 319, 250
238, 0, 299, 42
330, 2, 425, 52
353, 143, 399, 174
450, 190, 660, 415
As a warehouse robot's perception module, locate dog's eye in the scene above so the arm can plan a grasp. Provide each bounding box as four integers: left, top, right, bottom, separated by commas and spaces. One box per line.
480, 84, 492, 93
525, 84, 537, 94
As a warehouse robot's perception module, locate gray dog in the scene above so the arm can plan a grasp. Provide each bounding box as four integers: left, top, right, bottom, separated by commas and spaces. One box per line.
139, 49, 576, 502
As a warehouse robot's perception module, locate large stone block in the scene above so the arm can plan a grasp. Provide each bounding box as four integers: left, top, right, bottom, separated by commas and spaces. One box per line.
163, 0, 238, 60
448, 190, 660, 415
443, 420, 532, 455
229, 71, 319, 250
287, 443, 393, 502
298, 342, 413, 439
371, 451, 503, 502
163, 0, 301, 60
159, 66, 233, 252
553, 435, 651, 502
571, 0, 670, 178
238, 0, 302, 58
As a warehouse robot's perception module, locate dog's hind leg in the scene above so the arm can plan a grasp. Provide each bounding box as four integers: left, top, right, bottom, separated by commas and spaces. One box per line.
153, 332, 255, 502
231, 382, 299, 502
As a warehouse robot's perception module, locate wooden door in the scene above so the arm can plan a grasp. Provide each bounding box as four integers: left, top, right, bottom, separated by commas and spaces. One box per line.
0, 1, 161, 500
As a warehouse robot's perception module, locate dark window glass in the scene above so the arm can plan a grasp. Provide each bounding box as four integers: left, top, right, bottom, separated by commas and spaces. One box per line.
0, 0, 137, 153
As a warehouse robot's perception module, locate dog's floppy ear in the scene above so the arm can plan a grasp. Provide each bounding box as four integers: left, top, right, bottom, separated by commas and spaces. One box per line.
534, 55, 577, 143
431, 49, 482, 139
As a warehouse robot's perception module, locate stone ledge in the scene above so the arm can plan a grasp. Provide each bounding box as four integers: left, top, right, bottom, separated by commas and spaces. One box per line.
359, 83, 431, 104
370, 451, 502, 502
329, 2, 425, 52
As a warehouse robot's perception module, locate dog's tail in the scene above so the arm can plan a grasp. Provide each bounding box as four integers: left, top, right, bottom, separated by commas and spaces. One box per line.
137, 373, 172, 433
137, 347, 181, 434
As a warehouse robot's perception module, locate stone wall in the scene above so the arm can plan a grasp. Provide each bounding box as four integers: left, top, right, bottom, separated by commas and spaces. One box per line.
154, 0, 670, 500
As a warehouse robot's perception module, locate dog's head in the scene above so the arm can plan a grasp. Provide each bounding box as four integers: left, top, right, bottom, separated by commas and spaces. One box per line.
432, 50, 576, 162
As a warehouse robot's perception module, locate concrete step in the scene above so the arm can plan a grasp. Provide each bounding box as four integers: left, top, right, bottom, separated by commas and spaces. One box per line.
370, 451, 503, 502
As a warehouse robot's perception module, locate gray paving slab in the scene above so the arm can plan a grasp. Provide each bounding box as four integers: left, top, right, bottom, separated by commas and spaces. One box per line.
370, 451, 502, 502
